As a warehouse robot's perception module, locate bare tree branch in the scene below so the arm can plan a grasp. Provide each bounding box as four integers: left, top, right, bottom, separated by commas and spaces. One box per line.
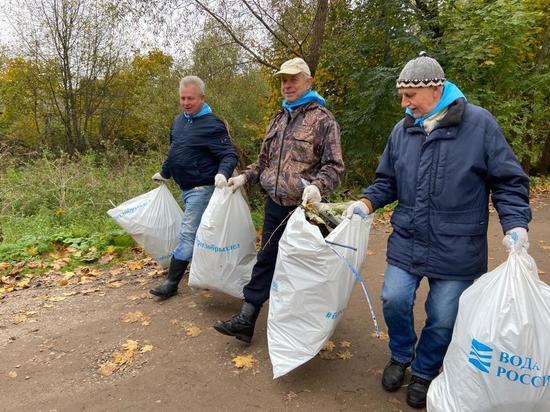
240, 0, 301, 58
193, 0, 278, 70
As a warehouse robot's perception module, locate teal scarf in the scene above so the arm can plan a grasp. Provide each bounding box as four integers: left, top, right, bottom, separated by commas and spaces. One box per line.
406, 81, 466, 126
282, 90, 326, 112
184, 103, 212, 123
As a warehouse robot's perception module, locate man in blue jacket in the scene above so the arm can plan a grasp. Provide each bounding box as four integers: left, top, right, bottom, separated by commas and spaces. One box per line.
346, 52, 531, 408
150, 75, 238, 299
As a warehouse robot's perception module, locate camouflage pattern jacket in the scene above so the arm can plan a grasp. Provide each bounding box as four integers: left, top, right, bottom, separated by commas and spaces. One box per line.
243, 102, 344, 206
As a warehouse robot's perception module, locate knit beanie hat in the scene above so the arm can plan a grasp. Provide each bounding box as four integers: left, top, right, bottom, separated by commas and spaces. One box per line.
396, 51, 445, 88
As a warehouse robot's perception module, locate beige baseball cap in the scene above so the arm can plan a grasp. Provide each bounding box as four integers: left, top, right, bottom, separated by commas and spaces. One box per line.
274, 57, 311, 77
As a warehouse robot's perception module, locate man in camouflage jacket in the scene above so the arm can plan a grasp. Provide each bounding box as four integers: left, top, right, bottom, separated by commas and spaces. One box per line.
214, 57, 344, 343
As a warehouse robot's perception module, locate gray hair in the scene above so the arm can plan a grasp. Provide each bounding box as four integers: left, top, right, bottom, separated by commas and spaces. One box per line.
179, 75, 205, 96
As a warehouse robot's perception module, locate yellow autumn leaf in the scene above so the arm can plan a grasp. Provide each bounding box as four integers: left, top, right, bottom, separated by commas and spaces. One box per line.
8, 371, 17, 378
127, 261, 144, 271
27, 246, 39, 256
339, 340, 352, 348
185, 324, 201, 337
321, 340, 336, 352
142, 320, 151, 326
0, 262, 10, 271
140, 344, 154, 353
16, 278, 31, 288
106, 245, 117, 254
122, 339, 139, 351
112, 350, 135, 366
337, 350, 353, 360
122, 311, 146, 323
106, 280, 124, 288
232, 354, 255, 369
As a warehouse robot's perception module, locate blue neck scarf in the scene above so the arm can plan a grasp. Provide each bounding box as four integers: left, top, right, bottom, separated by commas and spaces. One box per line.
406, 81, 466, 126
282, 89, 326, 112
183, 102, 212, 123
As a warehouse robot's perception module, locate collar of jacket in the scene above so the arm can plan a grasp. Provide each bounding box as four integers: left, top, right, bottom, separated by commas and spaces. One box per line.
403, 98, 466, 133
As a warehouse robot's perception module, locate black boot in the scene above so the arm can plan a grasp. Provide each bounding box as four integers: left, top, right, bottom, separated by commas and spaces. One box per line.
213, 301, 261, 343
149, 257, 188, 299
407, 375, 432, 409
382, 359, 410, 392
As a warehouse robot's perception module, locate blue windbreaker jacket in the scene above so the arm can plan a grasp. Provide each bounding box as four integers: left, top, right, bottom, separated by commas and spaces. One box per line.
161, 112, 238, 191
363, 99, 531, 280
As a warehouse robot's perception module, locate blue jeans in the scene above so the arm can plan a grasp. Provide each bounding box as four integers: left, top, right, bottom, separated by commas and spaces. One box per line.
172, 185, 214, 262
381, 264, 473, 380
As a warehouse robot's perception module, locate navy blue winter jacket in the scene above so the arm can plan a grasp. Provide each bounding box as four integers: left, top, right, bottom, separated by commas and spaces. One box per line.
363, 99, 531, 280
161, 112, 238, 191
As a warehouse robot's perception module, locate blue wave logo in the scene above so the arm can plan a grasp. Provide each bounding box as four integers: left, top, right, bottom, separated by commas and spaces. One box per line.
468, 338, 493, 373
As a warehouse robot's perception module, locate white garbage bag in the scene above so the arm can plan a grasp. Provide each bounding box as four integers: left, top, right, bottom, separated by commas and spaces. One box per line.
188, 187, 256, 299
427, 249, 550, 412
268, 207, 374, 379
107, 185, 183, 268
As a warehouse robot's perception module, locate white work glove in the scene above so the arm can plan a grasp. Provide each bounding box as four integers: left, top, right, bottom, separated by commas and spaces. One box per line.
152, 172, 167, 185
214, 173, 227, 189
302, 185, 321, 206
227, 174, 247, 192
345, 200, 371, 219
503, 227, 529, 252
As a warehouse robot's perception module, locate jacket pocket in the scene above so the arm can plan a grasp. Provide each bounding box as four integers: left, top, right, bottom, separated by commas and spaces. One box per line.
290, 132, 316, 164
390, 205, 413, 230
431, 208, 488, 236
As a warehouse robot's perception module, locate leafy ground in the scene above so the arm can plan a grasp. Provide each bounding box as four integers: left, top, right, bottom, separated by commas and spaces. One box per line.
1, 193, 549, 411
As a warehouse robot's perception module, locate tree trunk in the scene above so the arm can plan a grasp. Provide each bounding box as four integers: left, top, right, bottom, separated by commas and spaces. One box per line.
306, 0, 329, 76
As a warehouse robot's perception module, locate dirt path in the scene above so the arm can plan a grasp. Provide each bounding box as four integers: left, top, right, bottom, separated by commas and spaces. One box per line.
1, 195, 549, 412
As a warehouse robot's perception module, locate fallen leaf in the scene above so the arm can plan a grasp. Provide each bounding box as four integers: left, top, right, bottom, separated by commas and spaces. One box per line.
142, 320, 151, 326
321, 340, 336, 352
26, 261, 43, 269
140, 344, 154, 353
201, 290, 213, 299
109, 267, 125, 276
337, 350, 353, 360
541, 245, 550, 251
58, 279, 69, 286
367, 250, 375, 256
339, 340, 352, 348
0, 262, 11, 271
48, 296, 66, 302
283, 391, 298, 401
371, 331, 389, 341
232, 354, 255, 369
52, 258, 71, 270
16, 278, 31, 289
185, 324, 201, 337
13, 313, 27, 324
122, 339, 139, 351
98, 361, 117, 376
122, 311, 146, 323
8, 371, 17, 378
127, 261, 144, 271
128, 293, 149, 301
99, 253, 116, 265
106, 280, 124, 288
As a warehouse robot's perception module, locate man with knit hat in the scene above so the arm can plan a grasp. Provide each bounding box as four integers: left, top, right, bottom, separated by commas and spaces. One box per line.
213, 57, 344, 344
346, 52, 531, 408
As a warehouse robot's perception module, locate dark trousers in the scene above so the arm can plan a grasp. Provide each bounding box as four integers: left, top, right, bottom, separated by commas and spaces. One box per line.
243, 197, 296, 306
